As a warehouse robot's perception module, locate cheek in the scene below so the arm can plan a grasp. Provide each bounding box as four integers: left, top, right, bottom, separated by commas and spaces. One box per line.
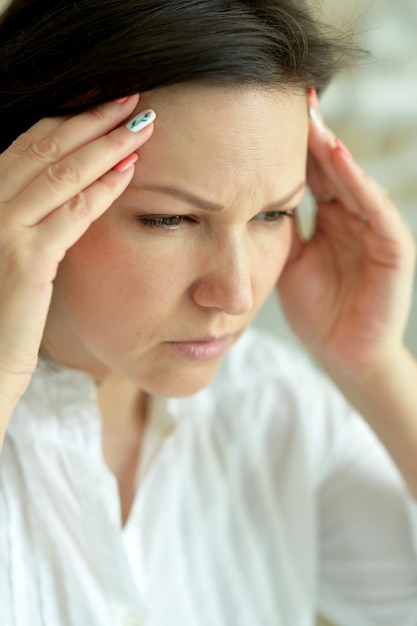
53, 226, 145, 330
53, 215, 293, 333
253, 223, 293, 290
54, 223, 188, 328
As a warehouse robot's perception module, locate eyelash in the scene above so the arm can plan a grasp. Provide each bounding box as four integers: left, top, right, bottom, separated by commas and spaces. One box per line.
255, 210, 294, 223
140, 215, 188, 229
138, 211, 295, 230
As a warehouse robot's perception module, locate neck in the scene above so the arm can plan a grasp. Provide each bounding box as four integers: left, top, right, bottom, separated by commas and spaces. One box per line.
96, 372, 148, 433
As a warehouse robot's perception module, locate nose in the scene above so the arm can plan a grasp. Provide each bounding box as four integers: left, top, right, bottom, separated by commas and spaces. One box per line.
191, 235, 254, 316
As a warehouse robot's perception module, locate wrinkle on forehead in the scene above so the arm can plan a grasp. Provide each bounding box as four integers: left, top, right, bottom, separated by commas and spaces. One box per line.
134, 84, 308, 209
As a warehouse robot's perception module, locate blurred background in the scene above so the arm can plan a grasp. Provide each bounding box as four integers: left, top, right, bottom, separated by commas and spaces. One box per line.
255, 0, 417, 364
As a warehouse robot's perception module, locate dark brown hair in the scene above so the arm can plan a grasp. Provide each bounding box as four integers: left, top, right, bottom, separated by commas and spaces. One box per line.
0, 0, 358, 151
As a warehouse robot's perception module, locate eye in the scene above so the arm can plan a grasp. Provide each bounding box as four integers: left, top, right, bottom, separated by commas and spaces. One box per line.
254, 210, 295, 224
138, 215, 188, 229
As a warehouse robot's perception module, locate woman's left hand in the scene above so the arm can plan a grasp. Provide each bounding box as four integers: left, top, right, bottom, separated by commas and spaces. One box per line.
278, 89, 416, 376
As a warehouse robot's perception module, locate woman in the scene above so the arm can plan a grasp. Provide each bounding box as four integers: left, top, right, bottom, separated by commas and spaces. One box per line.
0, 0, 416, 624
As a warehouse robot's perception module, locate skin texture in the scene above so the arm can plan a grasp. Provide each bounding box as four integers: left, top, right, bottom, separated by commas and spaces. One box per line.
42, 86, 308, 410
4, 84, 417, 514
2, 79, 416, 522
38, 86, 308, 521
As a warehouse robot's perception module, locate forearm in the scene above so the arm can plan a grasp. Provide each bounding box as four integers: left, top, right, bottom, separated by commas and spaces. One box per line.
318, 346, 417, 499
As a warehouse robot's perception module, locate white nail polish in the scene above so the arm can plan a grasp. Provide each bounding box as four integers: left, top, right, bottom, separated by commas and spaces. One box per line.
125, 109, 156, 132
308, 107, 325, 134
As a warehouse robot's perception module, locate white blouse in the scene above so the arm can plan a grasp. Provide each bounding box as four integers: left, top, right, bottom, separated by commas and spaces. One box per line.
1, 329, 417, 626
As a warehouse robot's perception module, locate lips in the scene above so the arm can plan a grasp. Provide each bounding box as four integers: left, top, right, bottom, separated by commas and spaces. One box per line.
174, 334, 230, 343
166, 335, 233, 362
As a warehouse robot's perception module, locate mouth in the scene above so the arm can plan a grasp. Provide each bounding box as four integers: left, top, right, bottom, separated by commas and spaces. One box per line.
166, 335, 233, 362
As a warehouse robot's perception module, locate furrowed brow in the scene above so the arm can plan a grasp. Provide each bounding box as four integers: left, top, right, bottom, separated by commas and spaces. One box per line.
138, 180, 306, 212
261, 181, 306, 211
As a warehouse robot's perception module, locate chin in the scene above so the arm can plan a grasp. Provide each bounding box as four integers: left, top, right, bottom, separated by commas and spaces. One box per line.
134, 361, 222, 398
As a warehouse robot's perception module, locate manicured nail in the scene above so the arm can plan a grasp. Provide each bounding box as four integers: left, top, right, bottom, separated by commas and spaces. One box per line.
115, 97, 130, 104
113, 152, 139, 173
335, 138, 353, 161
307, 86, 320, 110
125, 109, 156, 133
308, 106, 325, 134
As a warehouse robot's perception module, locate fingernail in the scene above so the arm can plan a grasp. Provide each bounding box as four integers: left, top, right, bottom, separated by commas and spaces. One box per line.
335, 138, 353, 161
308, 106, 325, 134
307, 86, 320, 110
115, 97, 130, 104
113, 152, 139, 172
125, 109, 156, 133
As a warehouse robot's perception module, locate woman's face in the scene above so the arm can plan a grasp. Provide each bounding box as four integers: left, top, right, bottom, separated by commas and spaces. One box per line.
44, 85, 308, 396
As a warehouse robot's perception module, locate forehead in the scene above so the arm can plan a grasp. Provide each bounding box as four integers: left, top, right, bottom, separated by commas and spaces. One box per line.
134, 85, 308, 201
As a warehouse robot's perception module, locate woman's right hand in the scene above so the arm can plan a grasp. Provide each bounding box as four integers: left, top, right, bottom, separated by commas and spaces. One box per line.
0, 94, 154, 412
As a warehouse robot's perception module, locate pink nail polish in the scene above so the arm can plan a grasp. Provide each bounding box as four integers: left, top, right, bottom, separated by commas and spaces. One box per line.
113, 153, 139, 172
335, 138, 353, 161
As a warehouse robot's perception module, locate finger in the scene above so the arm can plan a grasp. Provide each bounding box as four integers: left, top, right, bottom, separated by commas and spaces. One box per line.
309, 117, 415, 262
35, 166, 136, 257
7, 109, 155, 226
0, 95, 140, 202
0, 116, 66, 166
331, 146, 415, 252
314, 193, 368, 242
306, 151, 330, 197
308, 119, 363, 215
307, 89, 364, 215
306, 87, 337, 148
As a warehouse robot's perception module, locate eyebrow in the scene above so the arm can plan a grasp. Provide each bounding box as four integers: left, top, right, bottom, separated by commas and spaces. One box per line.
138, 180, 306, 213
